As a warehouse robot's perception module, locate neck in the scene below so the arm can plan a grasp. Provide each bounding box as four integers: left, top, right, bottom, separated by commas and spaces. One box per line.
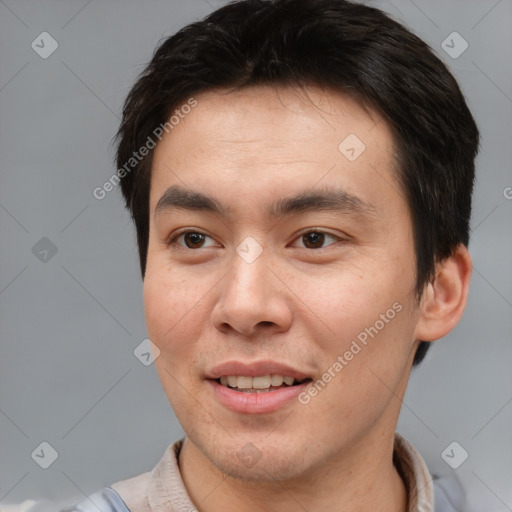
179, 429, 407, 512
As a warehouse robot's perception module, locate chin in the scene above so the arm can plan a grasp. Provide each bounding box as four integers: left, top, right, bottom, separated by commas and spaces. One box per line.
199, 435, 318, 483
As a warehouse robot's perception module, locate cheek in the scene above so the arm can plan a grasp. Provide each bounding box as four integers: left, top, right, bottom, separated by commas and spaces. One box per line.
143, 270, 207, 359
300, 277, 415, 431
306, 265, 416, 392
297, 262, 407, 349
143, 270, 210, 417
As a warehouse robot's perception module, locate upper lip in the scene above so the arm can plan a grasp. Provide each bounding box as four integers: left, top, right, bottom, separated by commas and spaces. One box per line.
206, 360, 311, 381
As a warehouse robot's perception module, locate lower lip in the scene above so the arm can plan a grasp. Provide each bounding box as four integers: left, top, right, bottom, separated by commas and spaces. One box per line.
208, 379, 311, 414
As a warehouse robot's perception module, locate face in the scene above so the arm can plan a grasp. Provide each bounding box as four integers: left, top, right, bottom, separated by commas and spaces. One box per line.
144, 85, 421, 482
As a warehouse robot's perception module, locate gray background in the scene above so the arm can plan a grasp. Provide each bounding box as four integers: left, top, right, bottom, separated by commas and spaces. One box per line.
0, 0, 511, 509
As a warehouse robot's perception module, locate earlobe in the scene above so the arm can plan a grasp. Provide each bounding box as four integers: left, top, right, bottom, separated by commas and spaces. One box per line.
414, 245, 472, 342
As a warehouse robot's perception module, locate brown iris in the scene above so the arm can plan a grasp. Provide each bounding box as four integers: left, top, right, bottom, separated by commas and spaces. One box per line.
184, 232, 206, 248
302, 232, 325, 249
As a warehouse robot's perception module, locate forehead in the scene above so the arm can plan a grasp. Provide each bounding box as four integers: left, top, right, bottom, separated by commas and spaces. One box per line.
150, 85, 401, 215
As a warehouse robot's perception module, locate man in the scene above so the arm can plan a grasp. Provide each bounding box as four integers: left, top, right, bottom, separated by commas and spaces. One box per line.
67, 0, 478, 510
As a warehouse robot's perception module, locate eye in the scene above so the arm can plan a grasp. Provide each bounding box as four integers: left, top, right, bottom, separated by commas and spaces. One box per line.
168, 229, 342, 250
169, 230, 219, 249
291, 230, 341, 249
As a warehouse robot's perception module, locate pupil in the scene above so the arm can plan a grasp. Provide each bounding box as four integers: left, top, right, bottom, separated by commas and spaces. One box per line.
304, 232, 324, 248
185, 233, 204, 248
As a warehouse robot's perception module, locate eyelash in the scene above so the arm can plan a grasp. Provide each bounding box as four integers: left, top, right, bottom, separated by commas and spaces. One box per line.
167, 229, 343, 250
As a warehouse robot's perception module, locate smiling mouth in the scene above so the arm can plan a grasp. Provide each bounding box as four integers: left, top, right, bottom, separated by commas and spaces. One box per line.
215, 375, 312, 393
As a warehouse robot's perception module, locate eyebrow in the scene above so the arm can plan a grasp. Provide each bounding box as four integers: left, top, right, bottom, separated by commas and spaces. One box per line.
154, 184, 376, 220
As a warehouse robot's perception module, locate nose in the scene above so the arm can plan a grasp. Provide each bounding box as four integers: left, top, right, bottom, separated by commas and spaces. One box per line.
211, 247, 293, 339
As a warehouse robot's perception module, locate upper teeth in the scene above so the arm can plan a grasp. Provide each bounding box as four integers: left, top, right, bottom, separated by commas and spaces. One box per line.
220, 375, 296, 389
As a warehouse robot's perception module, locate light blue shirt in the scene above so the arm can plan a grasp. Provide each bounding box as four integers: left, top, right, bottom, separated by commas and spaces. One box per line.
60, 476, 464, 512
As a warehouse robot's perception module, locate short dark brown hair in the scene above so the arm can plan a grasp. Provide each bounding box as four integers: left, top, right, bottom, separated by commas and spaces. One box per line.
114, 0, 479, 365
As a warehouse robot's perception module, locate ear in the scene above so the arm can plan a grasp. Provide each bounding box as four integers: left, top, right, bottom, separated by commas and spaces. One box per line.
414, 244, 472, 342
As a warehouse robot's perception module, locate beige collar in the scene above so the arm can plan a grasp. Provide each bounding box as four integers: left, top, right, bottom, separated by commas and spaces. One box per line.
112, 433, 435, 512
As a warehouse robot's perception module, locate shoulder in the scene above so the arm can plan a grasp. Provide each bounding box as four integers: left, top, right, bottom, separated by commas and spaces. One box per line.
393, 434, 468, 512
109, 469, 152, 511
1, 441, 181, 512
0, 488, 130, 512
61, 487, 131, 511
65, 469, 152, 512
433, 474, 466, 512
